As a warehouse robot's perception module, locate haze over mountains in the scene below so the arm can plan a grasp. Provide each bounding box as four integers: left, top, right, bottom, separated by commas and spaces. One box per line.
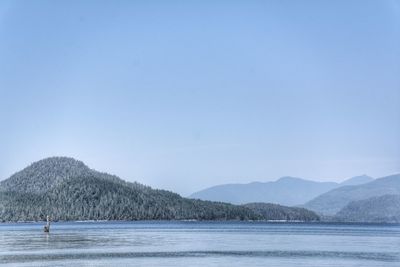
303, 174, 400, 215
335, 194, 400, 223
189, 175, 373, 206
340, 175, 374, 186
190, 174, 400, 223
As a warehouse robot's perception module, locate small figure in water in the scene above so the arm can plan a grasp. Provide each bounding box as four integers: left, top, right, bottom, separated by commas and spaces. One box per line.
44, 215, 50, 233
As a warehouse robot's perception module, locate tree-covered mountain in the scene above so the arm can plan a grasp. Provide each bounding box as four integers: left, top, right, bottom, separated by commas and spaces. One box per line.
303, 174, 400, 215
334, 194, 400, 223
0, 157, 262, 222
189, 177, 339, 206
243, 203, 320, 222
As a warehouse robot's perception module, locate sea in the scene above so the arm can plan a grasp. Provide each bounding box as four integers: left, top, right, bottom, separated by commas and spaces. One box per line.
0, 221, 399, 266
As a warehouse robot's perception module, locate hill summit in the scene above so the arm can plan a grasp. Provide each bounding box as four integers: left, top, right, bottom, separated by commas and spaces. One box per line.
1, 157, 94, 194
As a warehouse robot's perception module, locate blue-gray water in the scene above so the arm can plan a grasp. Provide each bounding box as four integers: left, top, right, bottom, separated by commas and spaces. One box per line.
0, 221, 399, 266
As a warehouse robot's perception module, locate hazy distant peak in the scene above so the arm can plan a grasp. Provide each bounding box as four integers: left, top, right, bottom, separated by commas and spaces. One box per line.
340, 175, 374, 186
276, 176, 309, 183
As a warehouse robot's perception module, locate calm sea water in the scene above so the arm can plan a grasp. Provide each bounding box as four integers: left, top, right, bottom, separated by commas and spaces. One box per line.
0, 221, 399, 266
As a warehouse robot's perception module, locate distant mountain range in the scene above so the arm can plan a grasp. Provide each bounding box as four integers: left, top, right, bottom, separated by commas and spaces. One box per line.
190, 174, 400, 222
1, 157, 398, 223
0, 157, 318, 222
303, 174, 400, 215
189, 175, 373, 206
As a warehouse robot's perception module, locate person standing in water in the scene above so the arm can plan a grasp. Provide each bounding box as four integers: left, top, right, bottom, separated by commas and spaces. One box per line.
44, 215, 50, 233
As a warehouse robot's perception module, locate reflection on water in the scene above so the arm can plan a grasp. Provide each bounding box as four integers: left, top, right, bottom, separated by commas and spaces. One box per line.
0, 222, 399, 267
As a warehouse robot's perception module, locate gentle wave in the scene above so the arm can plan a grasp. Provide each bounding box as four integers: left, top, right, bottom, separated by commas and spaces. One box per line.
1, 250, 398, 264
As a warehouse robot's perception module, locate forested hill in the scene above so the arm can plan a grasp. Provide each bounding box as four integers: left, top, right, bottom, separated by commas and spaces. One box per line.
0, 157, 261, 222
334, 194, 400, 223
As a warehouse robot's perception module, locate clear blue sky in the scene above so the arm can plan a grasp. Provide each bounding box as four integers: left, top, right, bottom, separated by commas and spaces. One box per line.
0, 0, 399, 195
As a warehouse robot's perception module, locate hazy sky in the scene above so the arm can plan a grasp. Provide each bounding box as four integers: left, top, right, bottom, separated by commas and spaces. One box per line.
0, 0, 399, 195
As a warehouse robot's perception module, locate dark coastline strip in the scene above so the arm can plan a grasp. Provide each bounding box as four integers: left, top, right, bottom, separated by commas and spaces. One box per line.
0, 250, 398, 264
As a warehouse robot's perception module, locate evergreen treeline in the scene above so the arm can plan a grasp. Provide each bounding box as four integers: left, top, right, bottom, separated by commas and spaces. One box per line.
243, 203, 320, 221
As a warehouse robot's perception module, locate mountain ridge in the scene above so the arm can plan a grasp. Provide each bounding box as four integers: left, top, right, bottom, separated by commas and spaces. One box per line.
189, 175, 373, 206
303, 174, 400, 215
334, 194, 400, 223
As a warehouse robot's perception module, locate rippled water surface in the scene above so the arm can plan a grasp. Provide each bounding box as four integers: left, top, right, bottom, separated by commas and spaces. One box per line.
0, 221, 399, 266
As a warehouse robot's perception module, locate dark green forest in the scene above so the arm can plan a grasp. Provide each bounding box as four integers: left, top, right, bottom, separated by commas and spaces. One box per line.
243, 203, 319, 221
0, 157, 319, 222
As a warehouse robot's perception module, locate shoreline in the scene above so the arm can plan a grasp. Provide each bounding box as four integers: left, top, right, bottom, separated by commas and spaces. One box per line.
0, 219, 399, 225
